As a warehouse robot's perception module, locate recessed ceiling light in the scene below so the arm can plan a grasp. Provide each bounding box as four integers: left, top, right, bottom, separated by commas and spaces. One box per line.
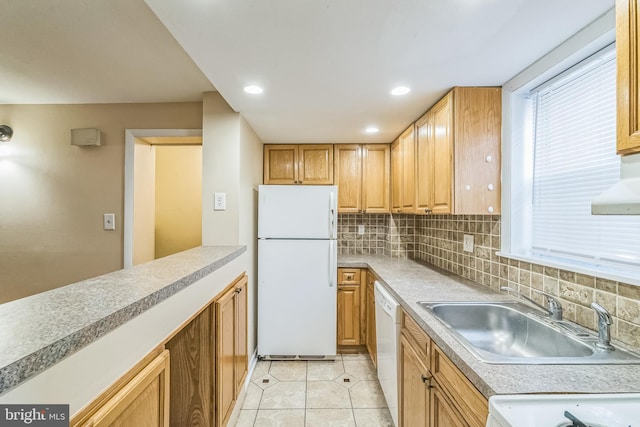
391, 86, 410, 96
244, 85, 263, 94
365, 127, 379, 134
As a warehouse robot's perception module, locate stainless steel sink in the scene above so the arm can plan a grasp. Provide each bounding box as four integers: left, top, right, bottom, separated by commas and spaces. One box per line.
418, 301, 640, 364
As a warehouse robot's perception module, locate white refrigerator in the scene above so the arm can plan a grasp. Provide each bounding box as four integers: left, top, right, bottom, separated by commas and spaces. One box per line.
257, 185, 338, 359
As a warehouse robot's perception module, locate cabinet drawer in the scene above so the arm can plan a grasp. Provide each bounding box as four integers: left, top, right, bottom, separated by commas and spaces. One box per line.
338, 268, 362, 285
431, 343, 488, 427
401, 310, 430, 360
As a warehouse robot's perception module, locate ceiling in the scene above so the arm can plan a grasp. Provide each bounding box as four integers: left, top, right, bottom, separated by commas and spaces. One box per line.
0, 0, 614, 144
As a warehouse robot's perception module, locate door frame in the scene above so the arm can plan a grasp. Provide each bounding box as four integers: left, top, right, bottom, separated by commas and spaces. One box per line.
123, 128, 202, 268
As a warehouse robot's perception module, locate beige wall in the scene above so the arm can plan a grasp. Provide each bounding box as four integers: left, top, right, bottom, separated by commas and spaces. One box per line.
202, 91, 263, 355
0, 102, 202, 303
155, 145, 202, 259
133, 138, 156, 265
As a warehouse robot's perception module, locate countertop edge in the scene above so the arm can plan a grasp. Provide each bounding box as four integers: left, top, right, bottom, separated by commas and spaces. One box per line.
0, 245, 246, 396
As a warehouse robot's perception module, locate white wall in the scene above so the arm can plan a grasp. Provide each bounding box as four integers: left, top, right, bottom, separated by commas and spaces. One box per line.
201, 92, 263, 355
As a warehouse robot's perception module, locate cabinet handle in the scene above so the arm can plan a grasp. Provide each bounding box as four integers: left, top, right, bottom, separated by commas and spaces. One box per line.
424, 208, 432, 214
235, 288, 242, 294
421, 375, 431, 384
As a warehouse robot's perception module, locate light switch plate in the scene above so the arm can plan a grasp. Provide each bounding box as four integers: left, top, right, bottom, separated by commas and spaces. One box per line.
357, 225, 365, 235
463, 234, 474, 253
103, 213, 115, 231
214, 193, 226, 211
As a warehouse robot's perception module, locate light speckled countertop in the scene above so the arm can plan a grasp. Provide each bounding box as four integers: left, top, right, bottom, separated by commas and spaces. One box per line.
0, 245, 246, 396
340, 254, 640, 397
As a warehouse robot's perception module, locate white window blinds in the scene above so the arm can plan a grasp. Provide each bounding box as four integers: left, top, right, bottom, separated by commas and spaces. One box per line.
531, 45, 640, 270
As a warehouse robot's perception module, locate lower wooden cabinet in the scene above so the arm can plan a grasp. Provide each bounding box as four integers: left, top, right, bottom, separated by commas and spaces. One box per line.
216, 274, 248, 427
399, 334, 430, 427
399, 309, 488, 427
365, 272, 377, 366
337, 268, 364, 348
80, 350, 170, 427
165, 306, 214, 426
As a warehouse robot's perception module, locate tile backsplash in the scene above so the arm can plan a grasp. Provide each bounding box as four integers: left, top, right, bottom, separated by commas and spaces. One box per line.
338, 213, 640, 350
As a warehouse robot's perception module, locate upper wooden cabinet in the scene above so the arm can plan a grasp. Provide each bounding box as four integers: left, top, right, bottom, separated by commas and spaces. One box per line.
391, 125, 416, 213
616, 0, 640, 155
334, 144, 390, 213
263, 144, 334, 184
415, 87, 501, 215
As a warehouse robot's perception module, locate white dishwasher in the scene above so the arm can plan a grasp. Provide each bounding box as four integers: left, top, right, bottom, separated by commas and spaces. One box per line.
374, 281, 401, 427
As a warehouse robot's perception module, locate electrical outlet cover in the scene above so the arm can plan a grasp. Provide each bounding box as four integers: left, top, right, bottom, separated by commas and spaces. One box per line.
463, 234, 474, 253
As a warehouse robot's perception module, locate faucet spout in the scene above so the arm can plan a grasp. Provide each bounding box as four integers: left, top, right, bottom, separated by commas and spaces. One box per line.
590, 302, 614, 351
500, 287, 563, 320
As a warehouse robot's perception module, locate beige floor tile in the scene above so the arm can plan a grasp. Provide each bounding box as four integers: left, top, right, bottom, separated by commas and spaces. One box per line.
305, 409, 356, 427
253, 373, 280, 390
307, 359, 344, 381
333, 373, 359, 389
235, 409, 257, 427
252, 360, 272, 380
254, 409, 305, 427
353, 408, 394, 426
270, 361, 308, 381
343, 360, 377, 381
349, 381, 387, 408
242, 382, 263, 409
260, 381, 306, 409
306, 381, 351, 409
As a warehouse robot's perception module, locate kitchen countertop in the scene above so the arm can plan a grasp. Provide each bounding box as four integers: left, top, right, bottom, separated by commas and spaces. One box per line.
0, 245, 246, 396
339, 254, 640, 397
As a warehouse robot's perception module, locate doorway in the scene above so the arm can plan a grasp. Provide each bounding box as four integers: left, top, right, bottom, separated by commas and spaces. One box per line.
124, 129, 203, 268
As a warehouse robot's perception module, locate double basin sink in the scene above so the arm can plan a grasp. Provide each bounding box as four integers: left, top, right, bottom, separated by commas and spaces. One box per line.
419, 301, 640, 364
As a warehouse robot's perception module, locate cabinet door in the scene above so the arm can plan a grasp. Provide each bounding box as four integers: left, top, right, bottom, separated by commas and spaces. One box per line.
264, 145, 298, 184
334, 144, 362, 212
431, 93, 454, 214
84, 351, 170, 427
216, 288, 236, 427
165, 307, 213, 426
362, 144, 390, 213
234, 276, 248, 396
391, 139, 402, 213
453, 87, 501, 215
415, 111, 434, 214
400, 125, 416, 212
399, 334, 430, 427
431, 343, 487, 427
431, 382, 468, 427
337, 284, 361, 346
616, 0, 640, 155
299, 144, 334, 184
365, 276, 377, 366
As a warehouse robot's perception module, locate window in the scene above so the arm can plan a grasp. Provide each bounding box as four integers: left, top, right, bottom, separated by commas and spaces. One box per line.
504, 42, 640, 283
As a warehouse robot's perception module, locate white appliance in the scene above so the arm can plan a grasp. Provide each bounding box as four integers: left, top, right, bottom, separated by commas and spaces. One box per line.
487, 393, 640, 427
375, 281, 401, 427
257, 185, 338, 359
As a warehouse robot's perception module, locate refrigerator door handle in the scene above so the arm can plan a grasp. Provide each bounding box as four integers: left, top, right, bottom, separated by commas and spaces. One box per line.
329, 191, 336, 239
329, 241, 335, 287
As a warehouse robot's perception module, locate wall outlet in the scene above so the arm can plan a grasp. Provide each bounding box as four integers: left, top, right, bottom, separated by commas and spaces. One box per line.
357, 225, 365, 235
214, 193, 226, 211
463, 234, 474, 253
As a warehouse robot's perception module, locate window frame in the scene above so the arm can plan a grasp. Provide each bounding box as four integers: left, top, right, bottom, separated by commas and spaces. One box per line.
499, 9, 640, 286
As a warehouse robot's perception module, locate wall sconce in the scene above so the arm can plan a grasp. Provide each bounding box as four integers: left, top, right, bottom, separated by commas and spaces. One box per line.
0, 125, 13, 142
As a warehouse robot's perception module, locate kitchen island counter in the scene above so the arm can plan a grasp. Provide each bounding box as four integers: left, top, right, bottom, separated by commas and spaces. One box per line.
0, 245, 246, 400
339, 254, 640, 397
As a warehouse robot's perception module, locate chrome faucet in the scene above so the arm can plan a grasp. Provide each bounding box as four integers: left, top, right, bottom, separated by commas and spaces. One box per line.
590, 302, 614, 351
500, 287, 563, 320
